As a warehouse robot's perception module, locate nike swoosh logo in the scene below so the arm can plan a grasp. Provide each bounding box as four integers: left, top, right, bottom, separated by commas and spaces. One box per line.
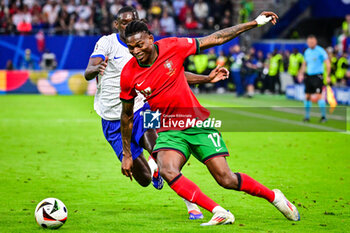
216, 147, 223, 152
114, 56, 122, 59
136, 80, 145, 87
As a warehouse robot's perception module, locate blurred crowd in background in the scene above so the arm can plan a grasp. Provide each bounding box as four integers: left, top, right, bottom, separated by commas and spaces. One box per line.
185, 41, 350, 97
2, 0, 350, 97
0, 0, 249, 36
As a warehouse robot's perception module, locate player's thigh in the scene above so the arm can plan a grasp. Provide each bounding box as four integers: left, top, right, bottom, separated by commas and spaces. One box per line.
157, 150, 187, 182
132, 102, 155, 152
101, 119, 124, 160
139, 129, 158, 155
187, 127, 229, 164
152, 131, 192, 162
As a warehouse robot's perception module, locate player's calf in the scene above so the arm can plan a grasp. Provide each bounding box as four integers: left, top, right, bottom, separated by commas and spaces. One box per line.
212, 170, 239, 190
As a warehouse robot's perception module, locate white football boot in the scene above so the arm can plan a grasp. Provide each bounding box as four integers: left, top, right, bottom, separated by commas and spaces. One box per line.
272, 189, 300, 221
200, 210, 235, 226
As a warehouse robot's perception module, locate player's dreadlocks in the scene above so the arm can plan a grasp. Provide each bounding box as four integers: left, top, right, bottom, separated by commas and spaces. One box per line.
115, 6, 138, 20
125, 20, 151, 38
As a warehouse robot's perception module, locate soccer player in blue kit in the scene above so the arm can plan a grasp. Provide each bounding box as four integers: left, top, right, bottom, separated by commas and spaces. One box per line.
84, 6, 229, 220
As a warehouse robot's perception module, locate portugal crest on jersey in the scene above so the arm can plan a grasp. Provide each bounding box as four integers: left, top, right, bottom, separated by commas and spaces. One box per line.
164, 59, 176, 76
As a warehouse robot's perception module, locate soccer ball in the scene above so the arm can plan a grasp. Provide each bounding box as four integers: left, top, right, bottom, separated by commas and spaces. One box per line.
34, 198, 68, 229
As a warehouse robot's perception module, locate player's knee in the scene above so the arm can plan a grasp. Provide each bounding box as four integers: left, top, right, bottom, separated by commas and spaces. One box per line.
137, 177, 151, 187
159, 168, 179, 183
133, 170, 152, 187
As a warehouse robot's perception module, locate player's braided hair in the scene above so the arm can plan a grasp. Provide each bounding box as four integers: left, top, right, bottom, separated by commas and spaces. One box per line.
125, 20, 151, 38
115, 6, 138, 20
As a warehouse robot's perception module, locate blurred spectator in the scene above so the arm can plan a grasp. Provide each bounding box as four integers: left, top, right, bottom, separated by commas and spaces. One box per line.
19, 48, 38, 70
326, 47, 338, 85
30, 1, 42, 16
136, 4, 146, 19
342, 14, 350, 37
239, 0, 254, 23
58, 5, 73, 35
42, 0, 60, 27
243, 48, 258, 97
282, 50, 290, 71
74, 17, 89, 36
216, 50, 229, 93
149, 1, 162, 19
40, 49, 57, 70
205, 16, 218, 30
8, 2, 18, 16
110, 0, 123, 17
66, 0, 76, 15
160, 10, 176, 35
149, 17, 161, 36
229, 45, 245, 96
12, 5, 32, 27
288, 49, 304, 84
76, 0, 92, 21
184, 11, 199, 30
178, 3, 192, 24
335, 53, 349, 86
193, 51, 209, 93
173, 0, 186, 17
24, 0, 36, 9
220, 10, 232, 29
0, 0, 236, 36
6, 59, 14, 70
207, 48, 217, 72
193, 0, 208, 26
210, 0, 226, 26
17, 19, 32, 34
255, 50, 266, 93
267, 49, 283, 94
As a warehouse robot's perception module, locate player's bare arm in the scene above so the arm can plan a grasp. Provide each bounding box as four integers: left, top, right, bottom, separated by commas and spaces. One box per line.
184, 66, 229, 84
121, 100, 135, 180
298, 61, 306, 82
197, 11, 278, 51
84, 57, 108, 80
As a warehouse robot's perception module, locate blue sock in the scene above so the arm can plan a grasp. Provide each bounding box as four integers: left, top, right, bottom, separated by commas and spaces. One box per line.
304, 100, 311, 119
318, 99, 326, 118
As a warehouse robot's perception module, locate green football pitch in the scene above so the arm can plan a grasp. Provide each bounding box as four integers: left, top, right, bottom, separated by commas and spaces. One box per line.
0, 94, 349, 232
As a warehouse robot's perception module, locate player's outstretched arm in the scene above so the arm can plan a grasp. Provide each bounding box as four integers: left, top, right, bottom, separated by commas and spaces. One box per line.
84, 57, 108, 81
197, 11, 278, 51
184, 66, 229, 84
121, 101, 135, 181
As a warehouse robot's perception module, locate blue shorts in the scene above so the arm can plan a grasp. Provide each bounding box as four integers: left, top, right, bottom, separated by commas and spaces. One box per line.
102, 103, 150, 162
245, 73, 258, 85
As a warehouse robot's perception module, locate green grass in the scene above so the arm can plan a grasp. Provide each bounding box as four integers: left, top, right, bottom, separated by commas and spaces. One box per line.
0, 94, 349, 232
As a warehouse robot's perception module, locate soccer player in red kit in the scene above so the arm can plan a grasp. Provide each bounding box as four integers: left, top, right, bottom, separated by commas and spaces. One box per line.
120, 12, 300, 226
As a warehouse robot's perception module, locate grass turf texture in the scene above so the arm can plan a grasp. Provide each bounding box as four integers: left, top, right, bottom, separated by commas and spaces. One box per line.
0, 94, 349, 232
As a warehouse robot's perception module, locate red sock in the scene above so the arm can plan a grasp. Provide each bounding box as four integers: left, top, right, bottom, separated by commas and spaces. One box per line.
237, 173, 275, 203
169, 174, 218, 212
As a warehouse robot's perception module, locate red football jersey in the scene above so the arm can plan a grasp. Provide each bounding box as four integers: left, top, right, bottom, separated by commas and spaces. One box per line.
120, 37, 210, 132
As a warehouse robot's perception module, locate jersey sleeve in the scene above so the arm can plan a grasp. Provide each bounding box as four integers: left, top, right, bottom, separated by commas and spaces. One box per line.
90, 36, 110, 60
120, 65, 137, 102
174, 37, 200, 58
319, 47, 328, 62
